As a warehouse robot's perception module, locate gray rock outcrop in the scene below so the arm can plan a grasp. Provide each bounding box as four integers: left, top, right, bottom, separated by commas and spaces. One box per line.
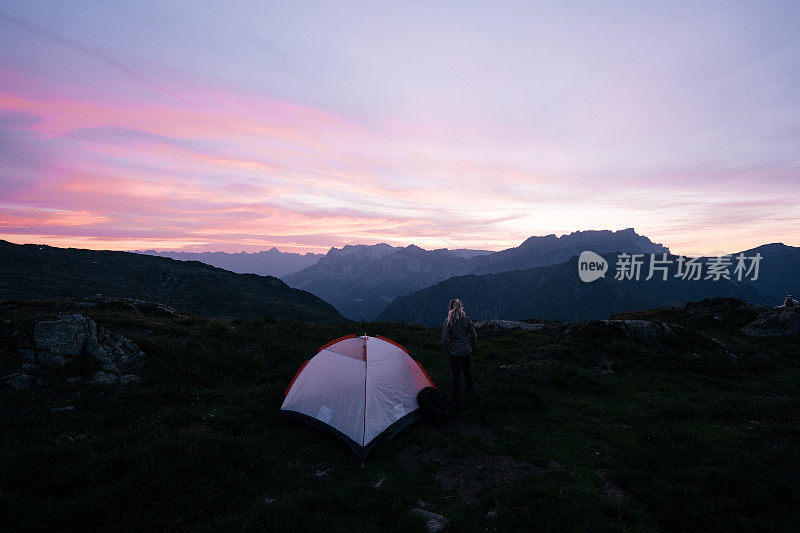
29, 314, 144, 383
408, 508, 449, 533
741, 306, 800, 337
91, 371, 119, 385
120, 374, 142, 386
2, 373, 31, 391
34, 314, 98, 368
474, 319, 547, 332
602, 320, 676, 346
92, 327, 145, 375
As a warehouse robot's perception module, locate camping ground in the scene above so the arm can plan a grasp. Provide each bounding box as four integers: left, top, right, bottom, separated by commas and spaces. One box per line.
1, 298, 799, 531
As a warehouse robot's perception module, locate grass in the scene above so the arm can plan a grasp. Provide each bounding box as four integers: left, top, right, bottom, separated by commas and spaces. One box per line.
1, 298, 799, 531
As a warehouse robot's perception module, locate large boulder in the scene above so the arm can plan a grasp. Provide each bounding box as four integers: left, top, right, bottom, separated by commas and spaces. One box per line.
30, 314, 145, 377
34, 314, 97, 368
474, 319, 547, 332
93, 327, 145, 374
602, 320, 676, 346
2, 373, 31, 391
91, 371, 118, 385
741, 307, 800, 337
408, 508, 449, 533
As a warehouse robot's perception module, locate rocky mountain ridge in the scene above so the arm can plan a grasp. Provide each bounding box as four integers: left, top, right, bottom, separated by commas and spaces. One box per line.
285, 229, 668, 320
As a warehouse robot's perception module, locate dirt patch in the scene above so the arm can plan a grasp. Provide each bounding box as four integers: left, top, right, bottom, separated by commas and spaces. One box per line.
436, 454, 541, 503
399, 420, 558, 503
454, 422, 496, 446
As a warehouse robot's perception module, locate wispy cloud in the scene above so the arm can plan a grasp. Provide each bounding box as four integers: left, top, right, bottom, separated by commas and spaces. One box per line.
1, 2, 799, 254
0, 8, 202, 109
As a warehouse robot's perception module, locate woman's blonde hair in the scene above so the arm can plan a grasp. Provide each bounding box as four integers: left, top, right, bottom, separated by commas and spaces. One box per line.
446, 298, 466, 325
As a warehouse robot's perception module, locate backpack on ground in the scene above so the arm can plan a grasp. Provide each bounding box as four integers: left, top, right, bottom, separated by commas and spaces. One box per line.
417, 386, 452, 426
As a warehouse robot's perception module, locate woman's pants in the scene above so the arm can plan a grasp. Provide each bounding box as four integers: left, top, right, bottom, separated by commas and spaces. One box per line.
449, 354, 473, 405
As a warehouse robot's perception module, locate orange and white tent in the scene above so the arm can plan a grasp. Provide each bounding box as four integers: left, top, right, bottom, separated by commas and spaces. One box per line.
281, 334, 435, 458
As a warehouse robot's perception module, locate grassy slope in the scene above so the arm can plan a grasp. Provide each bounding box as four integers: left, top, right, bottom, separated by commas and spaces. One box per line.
378, 253, 773, 326
0, 299, 798, 532
0, 240, 344, 324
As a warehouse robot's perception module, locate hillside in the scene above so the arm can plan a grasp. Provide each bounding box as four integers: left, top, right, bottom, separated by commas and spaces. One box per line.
1, 297, 798, 530
378, 246, 799, 326
0, 240, 344, 324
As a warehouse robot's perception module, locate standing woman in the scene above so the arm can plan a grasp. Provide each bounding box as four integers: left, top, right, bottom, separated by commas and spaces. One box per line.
441, 298, 477, 411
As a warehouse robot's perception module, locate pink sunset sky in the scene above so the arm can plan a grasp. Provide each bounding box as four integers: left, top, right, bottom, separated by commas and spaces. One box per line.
1, 1, 798, 256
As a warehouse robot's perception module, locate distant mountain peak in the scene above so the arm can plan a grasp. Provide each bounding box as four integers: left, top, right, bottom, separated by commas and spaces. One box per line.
465, 228, 670, 276
136, 247, 322, 277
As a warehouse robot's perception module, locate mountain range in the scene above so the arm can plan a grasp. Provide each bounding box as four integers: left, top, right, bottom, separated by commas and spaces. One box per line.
378, 244, 800, 325
283, 244, 486, 320
0, 240, 344, 323
284, 229, 668, 320
5, 231, 796, 327
138, 246, 493, 279
138, 248, 323, 277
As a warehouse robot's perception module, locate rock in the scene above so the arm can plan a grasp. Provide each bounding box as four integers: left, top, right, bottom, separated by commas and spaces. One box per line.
37, 353, 68, 368
120, 374, 141, 386
50, 405, 75, 413
31, 314, 145, 377
313, 467, 332, 477
92, 371, 118, 385
93, 329, 145, 375
3, 373, 31, 391
670, 298, 768, 315
66, 376, 82, 383
34, 314, 97, 368
408, 508, 449, 533
19, 314, 146, 386
18, 349, 35, 363
741, 307, 800, 337
474, 319, 546, 331
602, 320, 676, 346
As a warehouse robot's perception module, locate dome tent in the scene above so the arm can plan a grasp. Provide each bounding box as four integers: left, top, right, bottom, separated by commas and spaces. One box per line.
280, 334, 436, 459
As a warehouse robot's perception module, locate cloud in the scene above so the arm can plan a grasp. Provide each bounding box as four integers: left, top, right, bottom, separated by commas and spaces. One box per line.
0, 109, 43, 128
0, 8, 201, 109
0, 44, 798, 256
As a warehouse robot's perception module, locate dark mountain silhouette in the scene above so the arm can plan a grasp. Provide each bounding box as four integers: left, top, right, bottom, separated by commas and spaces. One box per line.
0, 240, 344, 323
737, 243, 800, 300
138, 248, 322, 277
378, 245, 799, 326
464, 228, 669, 275
284, 229, 669, 321
283, 244, 475, 320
